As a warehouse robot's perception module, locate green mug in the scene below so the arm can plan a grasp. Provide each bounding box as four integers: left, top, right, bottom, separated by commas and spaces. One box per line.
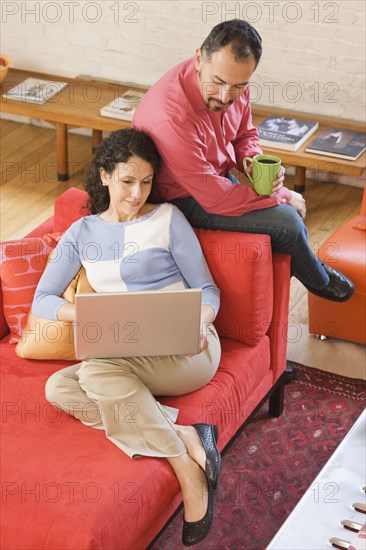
243, 154, 282, 195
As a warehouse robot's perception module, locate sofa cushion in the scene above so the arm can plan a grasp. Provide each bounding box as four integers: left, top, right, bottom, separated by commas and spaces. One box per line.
0, 234, 61, 343
160, 336, 271, 430
196, 229, 273, 346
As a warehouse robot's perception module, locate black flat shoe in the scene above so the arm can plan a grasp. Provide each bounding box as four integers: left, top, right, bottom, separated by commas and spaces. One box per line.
304, 264, 354, 302
182, 489, 215, 546
192, 423, 221, 492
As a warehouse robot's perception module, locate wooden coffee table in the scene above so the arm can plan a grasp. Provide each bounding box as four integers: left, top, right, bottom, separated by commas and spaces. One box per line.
0, 68, 136, 180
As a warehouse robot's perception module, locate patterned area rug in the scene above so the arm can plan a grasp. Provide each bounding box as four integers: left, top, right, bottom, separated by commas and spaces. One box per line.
150, 364, 366, 549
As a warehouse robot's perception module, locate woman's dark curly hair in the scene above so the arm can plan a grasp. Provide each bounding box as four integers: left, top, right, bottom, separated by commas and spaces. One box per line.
85, 128, 161, 214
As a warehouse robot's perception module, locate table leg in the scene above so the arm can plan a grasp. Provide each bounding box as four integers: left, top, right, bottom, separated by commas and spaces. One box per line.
294, 166, 306, 193
56, 123, 69, 181
92, 130, 103, 153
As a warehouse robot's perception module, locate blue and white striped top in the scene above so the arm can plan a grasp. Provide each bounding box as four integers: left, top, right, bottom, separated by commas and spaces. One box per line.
32, 203, 220, 321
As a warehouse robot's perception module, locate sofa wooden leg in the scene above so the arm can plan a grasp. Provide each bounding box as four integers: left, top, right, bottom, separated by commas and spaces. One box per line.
269, 375, 285, 417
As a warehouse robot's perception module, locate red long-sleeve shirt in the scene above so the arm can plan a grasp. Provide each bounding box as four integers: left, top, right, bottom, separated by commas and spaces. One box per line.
133, 57, 291, 216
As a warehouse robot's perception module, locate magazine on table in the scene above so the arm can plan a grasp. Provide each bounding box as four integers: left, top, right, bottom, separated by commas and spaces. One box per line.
305, 127, 366, 160
257, 115, 319, 151
100, 90, 146, 121
2, 77, 68, 103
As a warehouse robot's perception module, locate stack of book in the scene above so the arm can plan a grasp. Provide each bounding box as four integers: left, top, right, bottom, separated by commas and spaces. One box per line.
258, 115, 365, 161
305, 127, 366, 160
2, 77, 68, 103
257, 115, 319, 151
100, 91, 146, 121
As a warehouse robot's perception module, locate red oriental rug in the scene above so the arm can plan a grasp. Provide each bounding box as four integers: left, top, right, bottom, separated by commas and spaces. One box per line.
150, 364, 366, 550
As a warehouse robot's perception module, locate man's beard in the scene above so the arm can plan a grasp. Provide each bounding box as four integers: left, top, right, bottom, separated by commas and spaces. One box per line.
206, 97, 234, 111
197, 70, 235, 111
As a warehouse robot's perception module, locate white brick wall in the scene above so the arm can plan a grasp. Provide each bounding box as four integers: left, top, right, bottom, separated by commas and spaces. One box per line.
1, 0, 365, 121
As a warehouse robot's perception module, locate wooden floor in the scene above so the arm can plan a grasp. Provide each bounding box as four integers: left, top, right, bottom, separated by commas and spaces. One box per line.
1, 118, 363, 328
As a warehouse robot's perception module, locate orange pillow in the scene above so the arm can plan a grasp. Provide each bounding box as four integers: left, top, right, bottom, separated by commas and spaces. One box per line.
0, 233, 62, 343
16, 267, 95, 360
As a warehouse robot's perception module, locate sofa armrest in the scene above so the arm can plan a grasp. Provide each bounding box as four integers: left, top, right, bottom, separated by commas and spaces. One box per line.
268, 252, 291, 381
54, 188, 89, 232
196, 229, 274, 347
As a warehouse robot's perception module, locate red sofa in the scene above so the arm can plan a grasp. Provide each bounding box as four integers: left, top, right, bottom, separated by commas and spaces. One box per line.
0, 188, 291, 549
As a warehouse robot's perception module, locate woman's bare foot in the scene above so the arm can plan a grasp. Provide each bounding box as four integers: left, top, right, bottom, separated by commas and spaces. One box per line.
180, 459, 208, 522
175, 425, 207, 470
167, 453, 208, 522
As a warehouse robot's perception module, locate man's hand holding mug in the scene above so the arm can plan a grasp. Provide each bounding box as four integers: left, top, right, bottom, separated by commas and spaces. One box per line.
243, 154, 306, 219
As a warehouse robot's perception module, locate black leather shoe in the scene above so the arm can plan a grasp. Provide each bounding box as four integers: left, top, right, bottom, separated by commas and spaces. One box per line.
192, 424, 221, 492
304, 264, 354, 302
285, 361, 298, 384
182, 489, 215, 546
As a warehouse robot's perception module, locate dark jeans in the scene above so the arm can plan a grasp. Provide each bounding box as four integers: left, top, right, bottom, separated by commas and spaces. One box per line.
171, 183, 329, 290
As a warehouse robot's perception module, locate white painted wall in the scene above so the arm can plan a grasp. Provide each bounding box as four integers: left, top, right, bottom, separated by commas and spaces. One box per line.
2, 0, 365, 121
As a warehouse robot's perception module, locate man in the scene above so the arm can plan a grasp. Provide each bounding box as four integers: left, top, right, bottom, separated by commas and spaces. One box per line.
133, 19, 354, 381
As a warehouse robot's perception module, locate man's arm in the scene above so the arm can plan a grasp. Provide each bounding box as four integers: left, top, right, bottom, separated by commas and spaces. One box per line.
144, 119, 289, 217
231, 88, 263, 168
231, 88, 291, 201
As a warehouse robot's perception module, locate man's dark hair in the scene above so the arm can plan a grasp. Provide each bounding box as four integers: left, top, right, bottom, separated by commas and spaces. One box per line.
201, 19, 262, 66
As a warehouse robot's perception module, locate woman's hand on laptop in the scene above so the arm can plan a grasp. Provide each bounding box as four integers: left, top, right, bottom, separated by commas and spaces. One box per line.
198, 304, 215, 354
199, 331, 209, 354
199, 304, 215, 353
180, 329, 208, 358
180, 304, 215, 357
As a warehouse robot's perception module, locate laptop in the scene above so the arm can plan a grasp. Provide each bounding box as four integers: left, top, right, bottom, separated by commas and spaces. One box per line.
74, 288, 202, 360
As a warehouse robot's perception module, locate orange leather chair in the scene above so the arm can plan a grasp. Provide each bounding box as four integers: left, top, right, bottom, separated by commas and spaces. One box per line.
308, 185, 366, 345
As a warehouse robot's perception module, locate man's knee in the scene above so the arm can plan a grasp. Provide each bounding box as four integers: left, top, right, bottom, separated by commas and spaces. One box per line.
275, 205, 308, 241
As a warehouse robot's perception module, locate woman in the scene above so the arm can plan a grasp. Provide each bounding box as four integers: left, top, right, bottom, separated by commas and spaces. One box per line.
33, 128, 222, 546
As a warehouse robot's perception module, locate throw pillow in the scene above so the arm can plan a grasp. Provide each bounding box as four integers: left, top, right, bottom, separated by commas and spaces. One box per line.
16, 267, 95, 360
0, 233, 62, 344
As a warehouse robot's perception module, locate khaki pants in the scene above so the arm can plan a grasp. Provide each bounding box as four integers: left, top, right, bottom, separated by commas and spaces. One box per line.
46, 325, 221, 458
